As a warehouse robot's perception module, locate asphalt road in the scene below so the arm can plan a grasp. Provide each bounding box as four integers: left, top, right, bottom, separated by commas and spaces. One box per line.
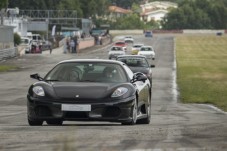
0, 34, 226, 151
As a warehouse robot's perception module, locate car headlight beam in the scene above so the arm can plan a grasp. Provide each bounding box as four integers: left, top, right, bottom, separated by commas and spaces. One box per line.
111, 87, 128, 98
32, 86, 45, 96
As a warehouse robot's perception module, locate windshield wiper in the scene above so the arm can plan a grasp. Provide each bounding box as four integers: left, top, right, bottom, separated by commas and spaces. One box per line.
45, 79, 60, 82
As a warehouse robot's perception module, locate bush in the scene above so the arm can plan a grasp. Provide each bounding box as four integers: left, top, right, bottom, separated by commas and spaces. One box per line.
14, 33, 21, 46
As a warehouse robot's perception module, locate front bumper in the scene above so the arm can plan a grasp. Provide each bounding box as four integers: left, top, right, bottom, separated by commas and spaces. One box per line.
27, 96, 136, 123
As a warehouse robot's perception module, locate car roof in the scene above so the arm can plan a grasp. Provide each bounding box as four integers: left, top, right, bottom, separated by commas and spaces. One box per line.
58, 59, 124, 65
133, 43, 144, 46
141, 45, 153, 48
117, 55, 146, 58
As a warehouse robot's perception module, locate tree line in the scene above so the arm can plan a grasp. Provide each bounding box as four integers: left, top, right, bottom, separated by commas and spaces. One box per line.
161, 0, 227, 29
1, 0, 227, 29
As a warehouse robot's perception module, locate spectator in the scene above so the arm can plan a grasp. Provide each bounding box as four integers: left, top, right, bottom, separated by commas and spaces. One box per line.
70, 39, 75, 53
49, 42, 52, 54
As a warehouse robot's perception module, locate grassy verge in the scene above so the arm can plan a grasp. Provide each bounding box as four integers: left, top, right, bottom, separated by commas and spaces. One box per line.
0, 65, 18, 72
176, 34, 227, 111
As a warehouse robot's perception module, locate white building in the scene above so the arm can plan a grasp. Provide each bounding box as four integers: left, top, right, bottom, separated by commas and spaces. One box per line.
0, 8, 29, 37
140, 1, 177, 22
3, 17, 28, 37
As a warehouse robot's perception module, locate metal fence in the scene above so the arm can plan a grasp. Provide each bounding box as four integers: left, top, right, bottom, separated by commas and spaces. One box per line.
0, 47, 18, 61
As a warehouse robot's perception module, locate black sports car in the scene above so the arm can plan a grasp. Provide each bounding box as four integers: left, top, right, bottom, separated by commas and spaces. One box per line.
27, 59, 152, 126
116, 55, 155, 86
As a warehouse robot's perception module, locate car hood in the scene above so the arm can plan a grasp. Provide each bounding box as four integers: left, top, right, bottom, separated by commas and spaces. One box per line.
129, 67, 149, 74
52, 82, 120, 99
138, 51, 155, 55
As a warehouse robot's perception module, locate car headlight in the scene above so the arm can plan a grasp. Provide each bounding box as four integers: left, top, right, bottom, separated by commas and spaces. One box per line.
111, 87, 128, 97
33, 86, 45, 96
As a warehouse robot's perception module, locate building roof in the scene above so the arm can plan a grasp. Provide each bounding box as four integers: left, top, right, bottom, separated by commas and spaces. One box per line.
141, 1, 177, 9
141, 9, 168, 16
109, 6, 132, 14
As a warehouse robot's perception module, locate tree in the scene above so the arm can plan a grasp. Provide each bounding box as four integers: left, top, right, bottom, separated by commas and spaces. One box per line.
14, 33, 21, 46
209, 4, 227, 29
161, 0, 227, 29
57, 0, 83, 17
0, 0, 8, 25
111, 14, 144, 29
0, 0, 8, 9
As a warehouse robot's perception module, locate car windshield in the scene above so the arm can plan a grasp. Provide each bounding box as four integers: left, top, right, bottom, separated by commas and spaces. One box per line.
140, 47, 153, 51
118, 57, 149, 67
21, 39, 29, 45
44, 62, 128, 83
115, 42, 125, 45
133, 45, 143, 48
111, 47, 123, 51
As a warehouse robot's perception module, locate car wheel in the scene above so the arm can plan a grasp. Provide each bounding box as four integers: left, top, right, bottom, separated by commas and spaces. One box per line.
137, 94, 151, 124
122, 99, 137, 125
28, 118, 43, 126
46, 120, 63, 125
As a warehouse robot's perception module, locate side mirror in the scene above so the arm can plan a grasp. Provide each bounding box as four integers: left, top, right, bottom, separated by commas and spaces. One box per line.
30, 73, 44, 81
131, 72, 148, 83
150, 64, 155, 68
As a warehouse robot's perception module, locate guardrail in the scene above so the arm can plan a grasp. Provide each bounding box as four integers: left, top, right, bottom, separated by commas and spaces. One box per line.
0, 47, 18, 61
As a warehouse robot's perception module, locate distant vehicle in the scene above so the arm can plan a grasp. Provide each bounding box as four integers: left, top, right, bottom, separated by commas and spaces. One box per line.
114, 41, 127, 51
41, 41, 52, 51
124, 36, 134, 43
20, 37, 32, 54
108, 46, 126, 59
131, 43, 144, 55
144, 31, 153, 37
138, 46, 155, 60
30, 42, 42, 54
27, 59, 151, 125
116, 55, 155, 85
31, 34, 42, 43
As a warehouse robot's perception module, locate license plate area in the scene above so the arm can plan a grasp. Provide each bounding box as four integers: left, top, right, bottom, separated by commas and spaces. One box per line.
61, 104, 91, 111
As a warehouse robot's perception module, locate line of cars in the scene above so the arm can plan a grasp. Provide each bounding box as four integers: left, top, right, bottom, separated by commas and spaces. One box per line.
108, 36, 155, 60
26, 35, 155, 126
108, 35, 156, 88
20, 34, 52, 54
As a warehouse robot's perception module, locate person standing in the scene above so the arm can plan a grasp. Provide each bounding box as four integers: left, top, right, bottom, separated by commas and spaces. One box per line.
49, 42, 52, 54
70, 39, 75, 53
73, 36, 78, 53
63, 38, 67, 54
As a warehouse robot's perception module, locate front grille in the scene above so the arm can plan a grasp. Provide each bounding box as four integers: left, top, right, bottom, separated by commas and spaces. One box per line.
102, 107, 121, 118
64, 111, 88, 118
35, 106, 52, 117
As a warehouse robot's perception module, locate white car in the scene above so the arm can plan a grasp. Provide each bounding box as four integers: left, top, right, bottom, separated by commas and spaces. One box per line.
108, 46, 126, 59
124, 36, 134, 43
20, 37, 33, 54
138, 46, 155, 60
131, 43, 144, 55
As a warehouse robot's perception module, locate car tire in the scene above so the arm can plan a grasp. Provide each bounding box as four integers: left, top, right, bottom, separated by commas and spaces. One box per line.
137, 94, 151, 124
28, 118, 43, 126
122, 99, 137, 125
46, 120, 63, 125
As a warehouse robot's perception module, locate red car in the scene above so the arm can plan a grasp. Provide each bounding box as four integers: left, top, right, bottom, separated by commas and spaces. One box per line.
30, 44, 42, 54
114, 41, 127, 51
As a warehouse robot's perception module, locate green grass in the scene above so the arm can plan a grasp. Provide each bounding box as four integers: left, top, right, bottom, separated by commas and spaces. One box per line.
176, 35, 227, 111
0, 65, 18, 72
